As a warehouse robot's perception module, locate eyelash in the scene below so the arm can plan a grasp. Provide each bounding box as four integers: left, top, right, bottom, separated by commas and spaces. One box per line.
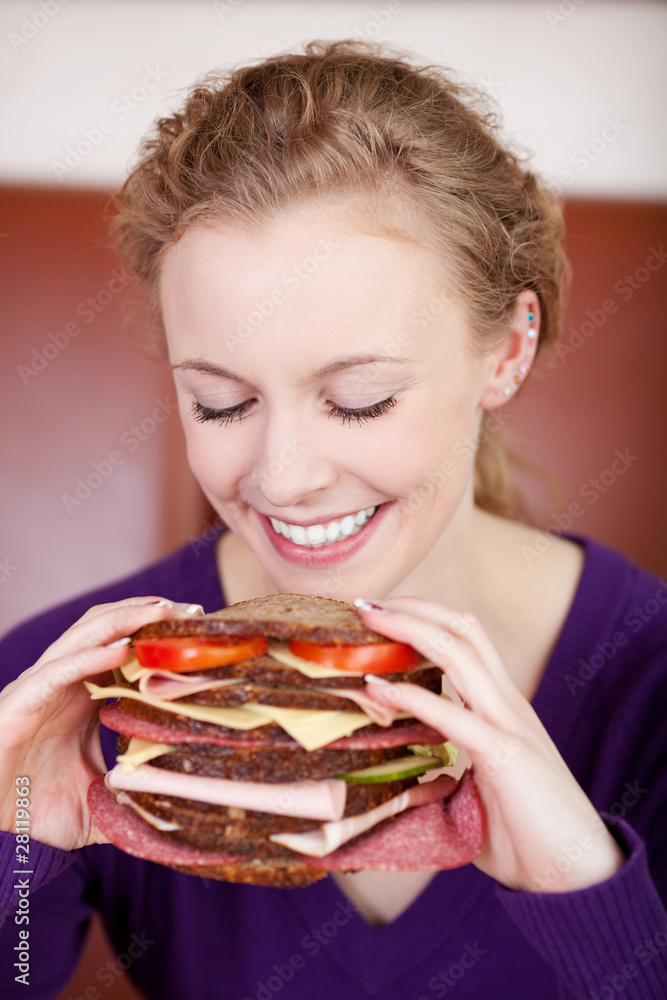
190, 395, 397, 428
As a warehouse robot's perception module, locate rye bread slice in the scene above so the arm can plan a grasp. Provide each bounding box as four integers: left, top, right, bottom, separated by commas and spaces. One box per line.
133, 593, 391, 645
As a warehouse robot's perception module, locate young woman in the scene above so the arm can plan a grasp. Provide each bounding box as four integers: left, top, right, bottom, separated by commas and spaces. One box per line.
1, 39, 665, 1000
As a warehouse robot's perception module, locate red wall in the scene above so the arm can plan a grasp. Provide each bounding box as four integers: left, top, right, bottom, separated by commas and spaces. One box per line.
0, 187, 665, 999
0, 186, 207, 638
508, 199, 667, 577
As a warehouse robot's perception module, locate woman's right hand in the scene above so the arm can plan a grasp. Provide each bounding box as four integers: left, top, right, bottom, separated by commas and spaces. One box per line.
0, 597, 203, 852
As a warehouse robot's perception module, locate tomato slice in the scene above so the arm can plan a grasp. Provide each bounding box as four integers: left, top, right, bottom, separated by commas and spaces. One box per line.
288, 639, 420, 674
133, 636, 268, 673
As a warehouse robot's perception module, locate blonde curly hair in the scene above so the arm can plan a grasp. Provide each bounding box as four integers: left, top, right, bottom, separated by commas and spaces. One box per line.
110, 38, 568, 519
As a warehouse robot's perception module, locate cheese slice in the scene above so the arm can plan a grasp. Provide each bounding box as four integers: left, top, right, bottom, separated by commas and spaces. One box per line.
267, 640, 365, 678
86, 680, 381, 750
85, 681, 270, 730
240, 704, 374, 752
119, 655, 143, 683
116, 737, 172, 772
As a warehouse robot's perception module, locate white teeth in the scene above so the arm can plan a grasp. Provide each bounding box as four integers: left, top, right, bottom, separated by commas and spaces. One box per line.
325, 521, 340, 543
305, 524, 326, 545
268, 506, 379, 547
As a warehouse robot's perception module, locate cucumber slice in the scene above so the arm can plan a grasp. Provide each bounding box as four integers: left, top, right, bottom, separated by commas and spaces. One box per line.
337, 755, 443, 783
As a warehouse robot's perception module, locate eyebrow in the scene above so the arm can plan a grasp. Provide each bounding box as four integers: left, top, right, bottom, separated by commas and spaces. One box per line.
170, 353, 415, 386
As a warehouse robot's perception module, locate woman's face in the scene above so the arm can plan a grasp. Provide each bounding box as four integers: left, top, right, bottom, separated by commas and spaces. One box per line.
160, 203, 498, 602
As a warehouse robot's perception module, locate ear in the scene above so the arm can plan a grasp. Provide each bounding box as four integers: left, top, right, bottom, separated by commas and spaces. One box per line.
478, 290, 540, 410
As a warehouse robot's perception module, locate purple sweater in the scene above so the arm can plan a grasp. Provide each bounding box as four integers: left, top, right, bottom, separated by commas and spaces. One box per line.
1, 530, 666, 1000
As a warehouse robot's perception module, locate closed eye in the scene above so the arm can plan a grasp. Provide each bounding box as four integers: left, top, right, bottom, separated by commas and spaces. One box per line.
190, 396, 397, 427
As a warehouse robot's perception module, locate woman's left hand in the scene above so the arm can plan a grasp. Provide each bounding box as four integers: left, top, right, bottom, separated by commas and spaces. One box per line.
355, 595, 626, 894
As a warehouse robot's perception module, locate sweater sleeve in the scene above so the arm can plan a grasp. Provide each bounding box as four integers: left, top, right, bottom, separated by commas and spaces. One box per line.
0, 832, 94, 998
495, 815, 667, 1000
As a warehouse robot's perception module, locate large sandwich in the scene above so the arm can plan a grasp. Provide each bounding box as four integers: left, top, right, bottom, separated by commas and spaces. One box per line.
86, 594, 483, 887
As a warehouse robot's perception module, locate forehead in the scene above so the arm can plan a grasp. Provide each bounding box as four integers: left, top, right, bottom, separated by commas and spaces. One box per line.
159, 203, 466, 368
161, 204, 440, 298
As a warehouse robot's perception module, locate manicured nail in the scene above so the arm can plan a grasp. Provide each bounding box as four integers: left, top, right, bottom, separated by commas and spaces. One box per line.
354, 598, 389, 614
185, 604, 204, 615
150, 599, 172, 608
108, 636, 131, 648
364, 673, 391, 684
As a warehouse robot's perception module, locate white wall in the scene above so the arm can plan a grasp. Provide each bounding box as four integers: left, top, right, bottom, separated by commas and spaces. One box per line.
1, 0, 665, 198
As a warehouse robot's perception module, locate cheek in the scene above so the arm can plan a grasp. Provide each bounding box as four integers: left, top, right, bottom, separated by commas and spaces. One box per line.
368, 387, 478, 501
179, 414, 241, 501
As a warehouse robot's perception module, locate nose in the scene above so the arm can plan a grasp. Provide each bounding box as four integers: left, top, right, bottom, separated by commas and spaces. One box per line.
249, 415, 337, 508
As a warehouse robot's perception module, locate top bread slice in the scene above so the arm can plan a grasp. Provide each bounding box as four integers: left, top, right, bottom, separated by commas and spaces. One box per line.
134, 593, 391, 645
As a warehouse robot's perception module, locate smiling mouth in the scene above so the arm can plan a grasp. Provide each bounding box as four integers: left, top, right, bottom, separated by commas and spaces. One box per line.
267, 506, 380, 548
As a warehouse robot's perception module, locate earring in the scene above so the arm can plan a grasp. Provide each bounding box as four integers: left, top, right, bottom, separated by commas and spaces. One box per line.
503, 311, 537, 397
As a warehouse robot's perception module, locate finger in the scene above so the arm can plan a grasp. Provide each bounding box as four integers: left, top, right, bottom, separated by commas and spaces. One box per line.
0, 643, 133, 734
39, 598, 204, 664
358, 596, 516, 693
358, 606, 513, 723
364, 676, 500, 758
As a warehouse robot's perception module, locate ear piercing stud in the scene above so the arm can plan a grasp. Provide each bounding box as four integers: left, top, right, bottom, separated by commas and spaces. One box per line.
503, 311, 537, 397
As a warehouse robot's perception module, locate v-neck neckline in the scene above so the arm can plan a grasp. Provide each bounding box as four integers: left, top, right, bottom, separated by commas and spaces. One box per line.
284, 860, 491, 994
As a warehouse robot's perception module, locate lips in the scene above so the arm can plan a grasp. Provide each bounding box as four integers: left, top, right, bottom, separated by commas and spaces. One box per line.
256, 502, 392, 568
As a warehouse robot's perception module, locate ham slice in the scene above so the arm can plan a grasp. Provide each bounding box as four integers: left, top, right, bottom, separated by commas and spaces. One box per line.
137, 671, 242, 701
319, 687, 397, 727
270, 775, 458, 856
105, 762, 347, 821
88, 775, 245, 866
304, 770, 484, 870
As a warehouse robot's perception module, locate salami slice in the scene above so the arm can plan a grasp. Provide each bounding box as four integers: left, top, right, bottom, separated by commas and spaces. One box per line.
305, 771, 484, 870
100, 703, 445, 750
329, 723, 446, 750
88, 774, 245, 866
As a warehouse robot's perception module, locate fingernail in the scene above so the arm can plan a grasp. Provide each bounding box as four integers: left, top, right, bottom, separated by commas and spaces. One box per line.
364, 673, 391, 684
108, 637, 132, 648
185, 604, 204, 615
150, 599, 172, 608
354, 598, 389, 614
